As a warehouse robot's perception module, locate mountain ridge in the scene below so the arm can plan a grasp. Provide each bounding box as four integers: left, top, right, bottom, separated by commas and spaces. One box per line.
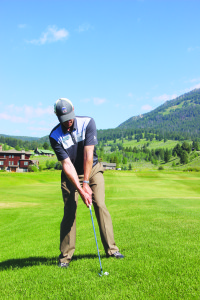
118, 88, 200, 139
1, 88, 200, 142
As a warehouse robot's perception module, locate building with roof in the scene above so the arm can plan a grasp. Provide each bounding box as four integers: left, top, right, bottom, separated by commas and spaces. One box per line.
0, 145, 37, 172
101, 162, 116, 170
34, 148, 55, 156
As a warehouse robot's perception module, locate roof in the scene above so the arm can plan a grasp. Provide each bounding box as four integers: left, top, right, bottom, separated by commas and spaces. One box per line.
101, 162, 116, 167
0, 149, 32, 155
35, 148, 54, 154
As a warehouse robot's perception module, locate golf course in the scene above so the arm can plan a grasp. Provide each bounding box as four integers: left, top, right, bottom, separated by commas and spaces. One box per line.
0, 169, 200, 299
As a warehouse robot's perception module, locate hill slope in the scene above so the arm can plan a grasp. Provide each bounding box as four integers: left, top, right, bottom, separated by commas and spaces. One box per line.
1, 89, 200, 143
118, 88, 200, 139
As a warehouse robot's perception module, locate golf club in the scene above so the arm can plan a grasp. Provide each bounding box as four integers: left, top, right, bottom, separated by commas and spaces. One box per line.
89, 204, 109, 277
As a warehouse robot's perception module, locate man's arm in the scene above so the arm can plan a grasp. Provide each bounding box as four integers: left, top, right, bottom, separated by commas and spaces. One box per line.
82, 145, 94, 197
61, 157, 92, 207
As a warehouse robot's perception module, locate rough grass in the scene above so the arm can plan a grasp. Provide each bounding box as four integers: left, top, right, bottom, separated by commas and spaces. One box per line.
0, 170, 200, 299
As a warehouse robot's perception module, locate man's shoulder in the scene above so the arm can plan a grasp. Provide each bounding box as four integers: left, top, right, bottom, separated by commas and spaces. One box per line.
49, 123, 62, 138
76, 116, 92, 121
76, 116, 95, 128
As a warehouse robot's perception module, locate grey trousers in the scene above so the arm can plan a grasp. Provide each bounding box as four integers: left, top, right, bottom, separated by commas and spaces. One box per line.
59, 162, 119, 263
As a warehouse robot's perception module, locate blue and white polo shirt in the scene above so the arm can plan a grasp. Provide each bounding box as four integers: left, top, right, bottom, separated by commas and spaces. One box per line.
49, 116, 98, 175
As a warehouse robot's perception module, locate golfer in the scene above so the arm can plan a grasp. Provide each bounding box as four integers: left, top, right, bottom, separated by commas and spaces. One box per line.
49, 98, 124, 268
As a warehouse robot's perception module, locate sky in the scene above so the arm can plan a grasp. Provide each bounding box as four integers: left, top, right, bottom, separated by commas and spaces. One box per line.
0, 0, 200, 138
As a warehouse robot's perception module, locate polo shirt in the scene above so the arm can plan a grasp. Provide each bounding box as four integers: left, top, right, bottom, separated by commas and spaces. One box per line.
49, 116, 98, 175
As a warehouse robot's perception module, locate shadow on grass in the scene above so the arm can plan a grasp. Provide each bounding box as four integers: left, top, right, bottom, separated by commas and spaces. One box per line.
0, 254, 107, 270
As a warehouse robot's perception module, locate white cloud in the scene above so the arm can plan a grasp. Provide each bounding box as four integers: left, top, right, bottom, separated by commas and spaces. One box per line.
28, 26, 69, 45
189, 83, 200, 91
127, 92, 133, 98
187, 46, 200, 52
0, 113, 27, 123
186, 78, 200, 83
141, 104, 152, 111
93, 98, 106, 105
153, 94, 177, 103
1, 104, 53, 124
35, 106, 53, 116
28, 126, 50, 132
18, 24, 27, 29
182, 82, 200, 94
76, 23, 92, 33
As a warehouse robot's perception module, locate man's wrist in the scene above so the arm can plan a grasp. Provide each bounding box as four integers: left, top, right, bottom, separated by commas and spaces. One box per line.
83, 180, 89, 184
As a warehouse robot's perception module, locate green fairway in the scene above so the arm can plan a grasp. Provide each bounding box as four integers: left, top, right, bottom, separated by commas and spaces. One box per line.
0, 170, 200, 299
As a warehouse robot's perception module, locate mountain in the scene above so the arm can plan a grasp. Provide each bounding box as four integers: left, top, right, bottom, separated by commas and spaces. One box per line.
118, 88, 200, 139
0, 134, 40, 142
1, 89, 200, 145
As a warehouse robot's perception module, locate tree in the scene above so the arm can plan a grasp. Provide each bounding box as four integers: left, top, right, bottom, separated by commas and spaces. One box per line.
181, 141, 191, 153
172, 144, 182, 157
180, 150, 188, 164
192, 141, 199, 151
164, 148, 171, 163
122, 157, 127, 164
43, 142, 49, 150
15, 145, 21, 151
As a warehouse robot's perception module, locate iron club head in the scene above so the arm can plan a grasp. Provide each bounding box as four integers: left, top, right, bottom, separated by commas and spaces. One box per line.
98, 271, 109, 277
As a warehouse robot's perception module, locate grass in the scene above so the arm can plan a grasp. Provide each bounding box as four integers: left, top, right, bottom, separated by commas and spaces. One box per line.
0, 170, 200, 299
115, 138, 183, 150
31, 155, 58, 169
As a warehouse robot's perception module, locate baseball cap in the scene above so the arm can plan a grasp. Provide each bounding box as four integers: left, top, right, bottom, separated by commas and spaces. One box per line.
54, 98, 75, 123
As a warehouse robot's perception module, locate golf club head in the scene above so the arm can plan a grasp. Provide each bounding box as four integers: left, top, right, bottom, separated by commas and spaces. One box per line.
98, 271, 109, 277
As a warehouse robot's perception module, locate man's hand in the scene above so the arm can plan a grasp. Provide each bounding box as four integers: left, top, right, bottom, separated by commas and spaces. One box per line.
83, 182, 92, 196
79, 187, 92, 207
82, 145, 94, 207
61, 157, 92, 207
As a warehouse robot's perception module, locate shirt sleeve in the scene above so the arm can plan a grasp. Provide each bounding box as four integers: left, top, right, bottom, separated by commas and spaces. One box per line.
84, 118, 98, 146
49, 136, 69, 161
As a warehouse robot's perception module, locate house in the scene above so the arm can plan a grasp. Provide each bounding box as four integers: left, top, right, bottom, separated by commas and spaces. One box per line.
101, 162, 116, 170
34, 148, 55, 156
0, 146, 36, 172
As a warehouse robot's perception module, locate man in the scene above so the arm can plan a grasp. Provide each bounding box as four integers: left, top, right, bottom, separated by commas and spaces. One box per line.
49, 98, 124, 268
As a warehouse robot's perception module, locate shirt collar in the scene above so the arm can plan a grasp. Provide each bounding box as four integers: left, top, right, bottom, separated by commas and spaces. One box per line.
61, 118, 77, 134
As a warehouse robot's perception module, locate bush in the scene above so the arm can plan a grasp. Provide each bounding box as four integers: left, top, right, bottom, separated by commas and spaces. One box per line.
183, 167, 200, 172
46, 160, 56, 169
55, 161, 62, 170
158, 166, 164, 170
28, 165, 38, 172
172, 161, 176, 167
38, 165, 43, 172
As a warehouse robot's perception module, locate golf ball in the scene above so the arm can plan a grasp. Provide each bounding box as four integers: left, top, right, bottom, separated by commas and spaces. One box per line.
104, 272, 109, 275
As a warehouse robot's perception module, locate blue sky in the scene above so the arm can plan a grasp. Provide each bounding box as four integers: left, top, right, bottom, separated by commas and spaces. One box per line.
0, 0, 200, 138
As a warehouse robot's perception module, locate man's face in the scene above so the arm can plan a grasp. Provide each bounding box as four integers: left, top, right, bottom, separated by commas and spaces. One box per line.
62, 119, 74, 130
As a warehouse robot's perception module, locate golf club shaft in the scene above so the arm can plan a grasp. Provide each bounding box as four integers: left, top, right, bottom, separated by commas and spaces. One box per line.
89, 205, 103, 273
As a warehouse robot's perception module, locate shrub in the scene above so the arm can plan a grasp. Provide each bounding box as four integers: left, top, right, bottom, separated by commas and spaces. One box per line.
46, 160, 56, 169
28, 165, 38, 172
158, 166, 164, 170
172, 161, 176, 167
183, 167, 200, 172
38, 165, 43, 172
55, 161, 62, 170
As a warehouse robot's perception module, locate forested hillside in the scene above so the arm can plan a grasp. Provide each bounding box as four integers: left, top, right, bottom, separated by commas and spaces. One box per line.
0, 135, 47, 151
118, 88, 200, 139
1, 89, 200, 151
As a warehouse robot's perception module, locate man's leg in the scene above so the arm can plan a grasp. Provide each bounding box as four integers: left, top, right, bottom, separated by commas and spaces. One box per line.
59, 174, 79, 264
89, 163, 119, 256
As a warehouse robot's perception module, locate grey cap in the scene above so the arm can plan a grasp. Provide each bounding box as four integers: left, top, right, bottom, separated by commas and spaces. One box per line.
54, 98, 75, 123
